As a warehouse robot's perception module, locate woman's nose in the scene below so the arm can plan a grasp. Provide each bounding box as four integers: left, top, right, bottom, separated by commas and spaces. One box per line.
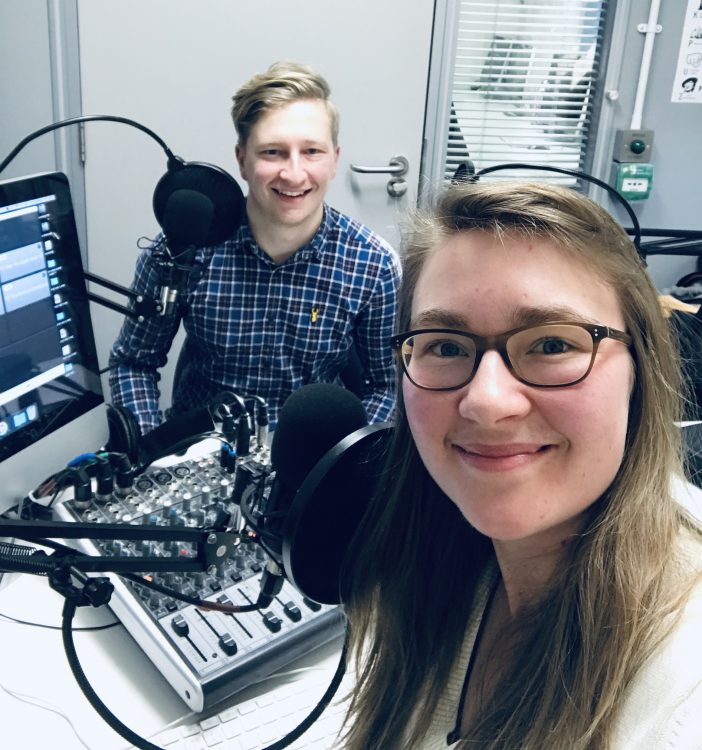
457, 350, 532, 424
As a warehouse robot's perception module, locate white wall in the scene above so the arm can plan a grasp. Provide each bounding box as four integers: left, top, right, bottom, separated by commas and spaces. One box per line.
75, 0, 435, 407
0, 1, 57, 180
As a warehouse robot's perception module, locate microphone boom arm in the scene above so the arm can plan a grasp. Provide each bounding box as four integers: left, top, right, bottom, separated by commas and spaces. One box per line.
83, 269, 163, 320
0, 517, 238, 575
0, 114, 178, 176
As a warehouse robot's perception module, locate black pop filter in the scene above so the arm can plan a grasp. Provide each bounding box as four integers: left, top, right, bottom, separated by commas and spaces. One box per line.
281, 421, 393, 605
153, 160, 245, 246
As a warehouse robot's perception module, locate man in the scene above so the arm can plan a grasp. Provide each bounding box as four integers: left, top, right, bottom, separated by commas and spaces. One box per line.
109, 61, 400, 433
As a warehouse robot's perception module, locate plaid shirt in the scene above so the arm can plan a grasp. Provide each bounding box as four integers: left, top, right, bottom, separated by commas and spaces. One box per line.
109, 204, 400, 433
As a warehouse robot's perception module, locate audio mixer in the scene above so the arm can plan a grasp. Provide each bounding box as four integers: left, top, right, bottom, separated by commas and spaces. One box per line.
53, 443, 345, 712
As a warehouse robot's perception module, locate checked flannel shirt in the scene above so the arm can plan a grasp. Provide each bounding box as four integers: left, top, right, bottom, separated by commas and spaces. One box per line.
109, 204, 400, 433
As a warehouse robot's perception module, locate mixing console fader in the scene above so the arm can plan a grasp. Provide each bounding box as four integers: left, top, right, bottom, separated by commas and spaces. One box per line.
53, 447, 344, 712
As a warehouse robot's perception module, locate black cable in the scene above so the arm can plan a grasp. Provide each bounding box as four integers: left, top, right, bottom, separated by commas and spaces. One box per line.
0, 609, 119, 631
121, 573, 262, 613
61, 593, 348, 750
98, 362, 116, 375
61, 598, 163, 750
0, 114, 176, 175
263, 620, 350, 750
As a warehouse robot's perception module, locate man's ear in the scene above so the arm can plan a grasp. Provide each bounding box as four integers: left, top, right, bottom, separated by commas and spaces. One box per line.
235, 144, 248, 180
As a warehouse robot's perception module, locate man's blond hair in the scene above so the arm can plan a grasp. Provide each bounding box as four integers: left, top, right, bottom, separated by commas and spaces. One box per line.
231, 61, 339, 146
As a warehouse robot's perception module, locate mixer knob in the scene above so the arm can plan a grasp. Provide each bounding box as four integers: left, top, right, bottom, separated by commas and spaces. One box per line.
219, 633, 238, 656
171, 615, 189, 637
283, 602, 302, 622
262, 612, 282, 633
218, 479, 232, 500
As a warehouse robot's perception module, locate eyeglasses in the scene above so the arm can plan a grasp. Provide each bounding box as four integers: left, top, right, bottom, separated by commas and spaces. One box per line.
390, 322, 632, 391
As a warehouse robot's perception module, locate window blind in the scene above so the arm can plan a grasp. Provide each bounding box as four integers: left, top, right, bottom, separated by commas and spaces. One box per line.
445, 0, 609, 183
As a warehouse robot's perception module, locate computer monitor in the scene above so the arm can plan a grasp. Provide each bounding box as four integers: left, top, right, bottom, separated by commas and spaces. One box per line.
0, 171, 109, 515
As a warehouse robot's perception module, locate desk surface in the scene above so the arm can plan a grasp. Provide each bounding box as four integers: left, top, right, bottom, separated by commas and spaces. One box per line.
0, 570, 345, 750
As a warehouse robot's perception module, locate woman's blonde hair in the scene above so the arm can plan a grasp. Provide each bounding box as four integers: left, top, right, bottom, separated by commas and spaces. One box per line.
342, 181, 701, 749
230, 61, 339, 146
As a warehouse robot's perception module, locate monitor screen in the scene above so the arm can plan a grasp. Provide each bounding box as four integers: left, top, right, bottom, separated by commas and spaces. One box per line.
0, 171, 108, 515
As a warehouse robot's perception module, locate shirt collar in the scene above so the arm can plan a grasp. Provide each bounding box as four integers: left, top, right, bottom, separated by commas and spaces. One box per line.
238, 205, 331, 264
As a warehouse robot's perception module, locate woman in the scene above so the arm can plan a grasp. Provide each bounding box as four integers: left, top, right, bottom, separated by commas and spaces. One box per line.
341, 182, 702, 749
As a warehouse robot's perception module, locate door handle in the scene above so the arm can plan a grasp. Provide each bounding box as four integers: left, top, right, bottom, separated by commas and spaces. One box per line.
349, 155, 409, 176
349, 155, 409, 197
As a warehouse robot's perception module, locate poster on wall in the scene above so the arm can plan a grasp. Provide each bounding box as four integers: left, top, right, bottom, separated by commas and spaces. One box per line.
671, 0, 702, 103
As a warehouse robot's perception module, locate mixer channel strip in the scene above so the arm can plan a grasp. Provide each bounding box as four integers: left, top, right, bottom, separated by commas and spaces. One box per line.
53, 451, 344, 712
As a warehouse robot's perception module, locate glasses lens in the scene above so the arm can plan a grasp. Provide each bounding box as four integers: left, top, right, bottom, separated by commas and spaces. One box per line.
401, 331, 476, 389
507, 324, 594, 385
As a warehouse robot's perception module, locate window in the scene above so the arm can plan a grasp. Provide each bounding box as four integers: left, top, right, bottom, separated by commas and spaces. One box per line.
425, 0, 611, 186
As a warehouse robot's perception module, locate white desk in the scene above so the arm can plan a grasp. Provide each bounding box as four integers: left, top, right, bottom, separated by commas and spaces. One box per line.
0, 569, 345, 750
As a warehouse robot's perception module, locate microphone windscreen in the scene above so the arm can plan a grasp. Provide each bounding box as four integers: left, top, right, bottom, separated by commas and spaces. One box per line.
161, 188, 214, 248
282, 421, 392, 605
271, 383, 368, 490
153, 161, 245, 245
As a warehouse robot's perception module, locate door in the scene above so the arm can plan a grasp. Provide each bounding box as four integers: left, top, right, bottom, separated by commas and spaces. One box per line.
73, 0, 436, 397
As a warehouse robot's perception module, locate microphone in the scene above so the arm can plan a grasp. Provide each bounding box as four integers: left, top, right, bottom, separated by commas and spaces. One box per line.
242, 383, 393, 605
157, 188, 214, 314
151, 158, 246, 315
271, 383, 369, 497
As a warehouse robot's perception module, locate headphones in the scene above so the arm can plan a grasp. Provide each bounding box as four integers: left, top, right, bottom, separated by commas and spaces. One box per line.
451, 161, 643, 259
105, 404, 143, 464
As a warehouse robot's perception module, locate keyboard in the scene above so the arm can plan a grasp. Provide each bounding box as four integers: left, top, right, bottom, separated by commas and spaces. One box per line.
136, 644, 354, 750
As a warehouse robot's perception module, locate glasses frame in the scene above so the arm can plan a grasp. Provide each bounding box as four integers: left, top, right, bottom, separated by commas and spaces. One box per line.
390, 321, 632, 391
